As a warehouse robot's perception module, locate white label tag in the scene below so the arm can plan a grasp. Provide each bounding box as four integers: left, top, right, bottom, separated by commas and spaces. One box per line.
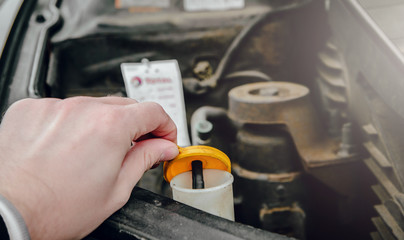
184, 0, 244, 12
121, 60, 190, 147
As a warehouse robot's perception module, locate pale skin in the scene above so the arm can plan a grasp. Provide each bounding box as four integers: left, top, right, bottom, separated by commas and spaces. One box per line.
0, 96, 179, 239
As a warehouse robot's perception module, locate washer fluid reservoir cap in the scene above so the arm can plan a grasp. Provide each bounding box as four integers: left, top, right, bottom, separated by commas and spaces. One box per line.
163, 145, 231, 182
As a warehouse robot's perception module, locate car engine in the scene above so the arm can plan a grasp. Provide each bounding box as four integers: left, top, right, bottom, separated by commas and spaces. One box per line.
1, 0, 404, 239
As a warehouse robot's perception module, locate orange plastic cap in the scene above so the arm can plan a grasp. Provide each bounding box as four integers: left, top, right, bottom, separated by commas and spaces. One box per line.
163, 145, 231, 182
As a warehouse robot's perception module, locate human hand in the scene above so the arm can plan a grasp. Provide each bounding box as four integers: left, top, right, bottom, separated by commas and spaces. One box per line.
0, 97, 179, 239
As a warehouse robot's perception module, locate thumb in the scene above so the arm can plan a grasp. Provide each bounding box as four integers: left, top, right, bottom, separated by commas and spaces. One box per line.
117, 138, 178, 192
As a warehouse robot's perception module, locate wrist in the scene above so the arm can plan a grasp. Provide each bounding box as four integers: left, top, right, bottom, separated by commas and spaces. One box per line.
0, 175, 52, 240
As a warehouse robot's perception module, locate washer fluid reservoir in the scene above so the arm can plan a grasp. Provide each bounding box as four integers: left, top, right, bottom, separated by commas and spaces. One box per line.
164, 146, 234, 221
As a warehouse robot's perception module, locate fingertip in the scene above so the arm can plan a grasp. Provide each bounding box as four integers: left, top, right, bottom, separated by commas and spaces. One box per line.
124, 102, 177, 142
116, 139, 179, 193
159, 143, 179, 161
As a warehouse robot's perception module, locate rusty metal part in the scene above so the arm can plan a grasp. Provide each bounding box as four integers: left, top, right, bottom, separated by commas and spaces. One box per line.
235, 125, 301, 173
245, 20, 292, 67
259, 203, 306, 239
232, 163, 301, 183
181, 0, 312, 95
228, 81, 358, 168
231, 111, 306, 238
259, 203, 306, 222
193, 61, 213, 80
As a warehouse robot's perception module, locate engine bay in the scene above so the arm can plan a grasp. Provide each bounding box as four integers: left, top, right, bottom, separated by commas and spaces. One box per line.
3, 0, 404, 239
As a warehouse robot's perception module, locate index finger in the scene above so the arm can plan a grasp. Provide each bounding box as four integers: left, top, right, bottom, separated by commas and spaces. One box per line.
123, 102, 177, 143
